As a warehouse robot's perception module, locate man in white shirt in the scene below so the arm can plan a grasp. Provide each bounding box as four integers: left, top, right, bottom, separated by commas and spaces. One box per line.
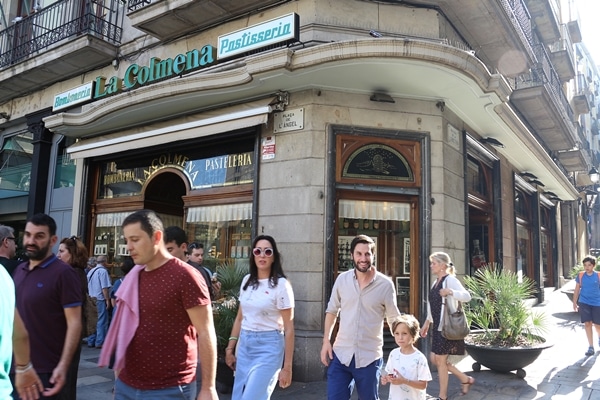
320, 234, 401, 400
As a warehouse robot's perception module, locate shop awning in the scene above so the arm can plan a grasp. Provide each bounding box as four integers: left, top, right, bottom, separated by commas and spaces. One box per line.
66, 96, 279, 159
187, 203, 252, 223
339, 199, 410, 221
96, 212, 182, 227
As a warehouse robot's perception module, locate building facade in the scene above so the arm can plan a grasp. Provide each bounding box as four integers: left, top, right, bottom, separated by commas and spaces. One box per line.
0, 0, 597, 381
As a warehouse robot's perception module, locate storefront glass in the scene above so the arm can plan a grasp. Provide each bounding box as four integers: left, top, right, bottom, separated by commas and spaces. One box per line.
337, 199, 412, 313
93, 212, 183, 271
515, 189, 532, 282
0, 131, 33, 198
98, 151, 254, 199
186, 203, 252, 271
54, 137, 76, 188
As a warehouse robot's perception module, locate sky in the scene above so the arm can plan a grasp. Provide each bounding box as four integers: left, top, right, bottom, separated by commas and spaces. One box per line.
577, 0, 600, 66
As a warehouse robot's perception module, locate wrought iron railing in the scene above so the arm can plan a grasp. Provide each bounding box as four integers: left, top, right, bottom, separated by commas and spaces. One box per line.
500, 0, 536, 63
576, 122, 590, 150
548, 23, 575, 72
127, 0, 152, 12
0, 0, 124, 69
501, 0, 575, 124
592, 119, 600, 136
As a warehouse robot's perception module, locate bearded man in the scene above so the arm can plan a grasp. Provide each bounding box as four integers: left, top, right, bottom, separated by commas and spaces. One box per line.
12, 213, 82, 399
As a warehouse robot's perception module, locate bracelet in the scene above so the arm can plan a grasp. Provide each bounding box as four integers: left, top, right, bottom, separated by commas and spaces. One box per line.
225, 347, 235, 352
228, 336, 238, 341
15, 362, 32, 374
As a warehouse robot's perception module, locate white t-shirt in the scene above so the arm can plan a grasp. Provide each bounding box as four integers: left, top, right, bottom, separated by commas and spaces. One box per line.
239, 275, 294, 331
385, 347, 432, 400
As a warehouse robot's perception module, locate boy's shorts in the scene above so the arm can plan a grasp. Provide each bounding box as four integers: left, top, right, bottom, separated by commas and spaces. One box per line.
579, 302, 600, 324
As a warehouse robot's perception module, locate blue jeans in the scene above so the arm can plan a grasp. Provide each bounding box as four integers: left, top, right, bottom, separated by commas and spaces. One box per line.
87, 298, 109, 347
326, 353, 382, 400
232, 329, 284, 400
114, 378, 196, 400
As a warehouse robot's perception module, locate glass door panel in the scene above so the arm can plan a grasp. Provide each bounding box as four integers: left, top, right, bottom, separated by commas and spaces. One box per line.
337, 199, 412, 313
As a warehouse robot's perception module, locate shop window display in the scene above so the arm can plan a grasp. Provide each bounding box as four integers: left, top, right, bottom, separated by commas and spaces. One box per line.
186, 203, 253, 271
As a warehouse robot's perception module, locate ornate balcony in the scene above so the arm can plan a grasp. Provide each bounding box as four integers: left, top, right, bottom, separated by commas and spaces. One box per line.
407, 0, 538, 76
557, 149, 589, 172
524, 0, 560, 44
511, 43, 577, 152
547, 24, 575, 82
0, 0, 124, 104
567, 20, 582, 43
127, 0, 287, 41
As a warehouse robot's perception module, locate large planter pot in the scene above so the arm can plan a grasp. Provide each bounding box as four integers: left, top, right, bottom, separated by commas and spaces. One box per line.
465, 331, 552, 378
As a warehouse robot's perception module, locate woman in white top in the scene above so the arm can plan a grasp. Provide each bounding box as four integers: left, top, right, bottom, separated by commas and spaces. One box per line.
420, 252, 473, 400
225, 235, 295, 400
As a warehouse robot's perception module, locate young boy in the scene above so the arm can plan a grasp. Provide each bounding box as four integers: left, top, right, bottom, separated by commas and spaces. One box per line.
381, 315, 432, 400
572, 255, 600, 356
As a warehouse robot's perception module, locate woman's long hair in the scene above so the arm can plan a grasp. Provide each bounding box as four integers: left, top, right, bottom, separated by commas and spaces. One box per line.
243, 235, 286, 290
60, 236, 89, 270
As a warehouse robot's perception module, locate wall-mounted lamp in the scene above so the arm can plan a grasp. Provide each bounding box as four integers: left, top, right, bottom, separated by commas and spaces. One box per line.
436, 101, 445, 111
528, 179, 545, 187
585, 186, 599, 208
520, 172, 538, 180
369, 92, 395, 103
544, 191, 561, 202
0, 112, 10, 120
480, 137, 504, 148
589, 167, 599, 184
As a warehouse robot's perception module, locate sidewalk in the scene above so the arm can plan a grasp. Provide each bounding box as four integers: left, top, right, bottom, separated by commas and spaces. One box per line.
77, 286, 600, 399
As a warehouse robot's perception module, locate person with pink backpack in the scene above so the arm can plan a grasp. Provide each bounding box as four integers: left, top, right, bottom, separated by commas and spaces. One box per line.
572, 255, 600, 356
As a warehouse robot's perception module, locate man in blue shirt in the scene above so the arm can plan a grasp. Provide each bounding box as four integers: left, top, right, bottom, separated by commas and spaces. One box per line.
86, 255, 112, 348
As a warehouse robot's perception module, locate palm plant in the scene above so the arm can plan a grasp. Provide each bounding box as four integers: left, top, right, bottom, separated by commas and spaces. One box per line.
212, 261, 249, 354
463, 264, 548, 347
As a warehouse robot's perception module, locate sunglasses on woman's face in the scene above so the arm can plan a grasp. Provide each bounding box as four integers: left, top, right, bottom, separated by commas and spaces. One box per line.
252, 247, 274, 257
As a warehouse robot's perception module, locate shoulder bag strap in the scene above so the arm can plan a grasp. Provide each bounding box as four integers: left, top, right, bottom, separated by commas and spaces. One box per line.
87, 267, 99, 284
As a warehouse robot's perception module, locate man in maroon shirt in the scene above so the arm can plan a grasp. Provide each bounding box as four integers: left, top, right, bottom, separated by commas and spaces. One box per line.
112, 210, 218, 400
12, 213, 83, 399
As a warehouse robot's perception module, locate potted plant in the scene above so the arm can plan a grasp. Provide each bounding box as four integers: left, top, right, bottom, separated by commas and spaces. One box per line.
212, 260, 249, 393
463, 264, 552, 378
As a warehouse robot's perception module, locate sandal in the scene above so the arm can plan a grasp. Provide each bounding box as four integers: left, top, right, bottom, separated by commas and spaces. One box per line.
585, 346, 594, 356
461, 376, 475, 395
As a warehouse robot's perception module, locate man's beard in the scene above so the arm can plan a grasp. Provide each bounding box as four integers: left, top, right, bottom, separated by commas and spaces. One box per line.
352, 260, 372, 273
25, 241, 52, 261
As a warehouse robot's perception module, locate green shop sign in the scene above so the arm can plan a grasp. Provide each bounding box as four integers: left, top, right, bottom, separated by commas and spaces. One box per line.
93, 44, 216, 99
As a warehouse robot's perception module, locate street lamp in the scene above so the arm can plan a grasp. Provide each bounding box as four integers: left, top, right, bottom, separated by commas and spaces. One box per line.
589, 167, 599, 184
